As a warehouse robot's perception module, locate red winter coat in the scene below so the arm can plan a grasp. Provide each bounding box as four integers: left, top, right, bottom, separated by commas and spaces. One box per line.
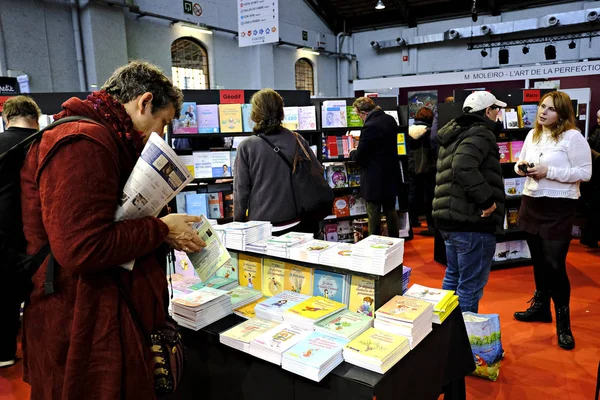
20, 97, 169, 400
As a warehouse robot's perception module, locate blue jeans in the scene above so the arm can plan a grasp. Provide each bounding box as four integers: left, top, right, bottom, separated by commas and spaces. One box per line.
439, 230, 496, 313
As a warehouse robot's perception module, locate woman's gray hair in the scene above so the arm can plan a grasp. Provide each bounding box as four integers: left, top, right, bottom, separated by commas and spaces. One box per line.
102, 61, 184, 117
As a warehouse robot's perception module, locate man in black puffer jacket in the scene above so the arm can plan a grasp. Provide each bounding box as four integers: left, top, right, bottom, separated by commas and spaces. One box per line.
433, 91, 506, 313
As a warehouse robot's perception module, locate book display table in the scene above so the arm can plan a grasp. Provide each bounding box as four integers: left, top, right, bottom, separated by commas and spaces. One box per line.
168, 307, 475, 400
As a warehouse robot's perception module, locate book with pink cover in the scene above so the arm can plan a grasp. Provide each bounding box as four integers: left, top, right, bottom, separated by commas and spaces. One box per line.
498, 142, 511, 163
509, 141, 524, 162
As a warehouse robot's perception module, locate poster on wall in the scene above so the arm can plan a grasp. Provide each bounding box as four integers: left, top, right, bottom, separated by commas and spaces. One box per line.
407, 90, 438, 120
237, 0, 279, 48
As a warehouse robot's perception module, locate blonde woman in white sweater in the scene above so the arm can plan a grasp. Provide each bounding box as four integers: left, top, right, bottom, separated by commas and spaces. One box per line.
513, 91, 592, 350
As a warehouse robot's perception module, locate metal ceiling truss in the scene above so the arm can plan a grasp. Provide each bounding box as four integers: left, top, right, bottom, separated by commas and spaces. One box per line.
468, 30, 600, 49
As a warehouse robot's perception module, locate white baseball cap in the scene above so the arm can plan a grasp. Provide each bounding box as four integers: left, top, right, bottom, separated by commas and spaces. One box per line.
462, 91, 507, 112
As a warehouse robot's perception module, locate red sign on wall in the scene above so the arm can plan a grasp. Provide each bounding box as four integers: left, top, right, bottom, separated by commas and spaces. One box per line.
219, 90, 244, 104
0, 96, 13, 112
523, 90, 541, 103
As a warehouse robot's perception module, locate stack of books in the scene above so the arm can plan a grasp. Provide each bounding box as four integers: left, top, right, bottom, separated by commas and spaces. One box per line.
314, 309, 374, 341
219, 318, 280, 353
288, 239, 338, 263
312, 269, 350, 304
402, 266, 412, 294
281, 332, 349, 382
192, 276, 238, 291
248, 323, 312, 365
172, 287, 232, 330
245, 236, 274, 254
343, 327, 410, 374
283, 296, 347, 330
266, 232, 314, 258
319, 243, 354, 268
220, 221, 272, 251
373, 295, 433, 349
351, 235, 405, 275
403, 284, 459, 324
254, 291, 311, 322
228, 285, 264, 309
234, 297, 267, 319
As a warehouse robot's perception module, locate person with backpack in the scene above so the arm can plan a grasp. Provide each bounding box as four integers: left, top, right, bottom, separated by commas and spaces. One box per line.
19, 61, 205, 399
0, 96, 41, 368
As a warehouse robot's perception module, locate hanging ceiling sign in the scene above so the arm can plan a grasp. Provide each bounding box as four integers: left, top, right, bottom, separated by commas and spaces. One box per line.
238, 0, 279, 47
0, 77, 20, 95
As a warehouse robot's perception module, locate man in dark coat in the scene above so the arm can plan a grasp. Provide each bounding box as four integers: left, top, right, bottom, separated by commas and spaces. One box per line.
0, 96, 41, 368
350, 97, 402, 237
432, 91, 506, 313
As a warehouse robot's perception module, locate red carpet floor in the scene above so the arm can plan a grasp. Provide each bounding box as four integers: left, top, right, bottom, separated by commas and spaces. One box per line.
1, 230, 599, 400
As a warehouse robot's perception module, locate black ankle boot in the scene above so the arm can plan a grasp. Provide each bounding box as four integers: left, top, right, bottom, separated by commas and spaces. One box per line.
555, 305, 575, 350
514, 290, 552, 322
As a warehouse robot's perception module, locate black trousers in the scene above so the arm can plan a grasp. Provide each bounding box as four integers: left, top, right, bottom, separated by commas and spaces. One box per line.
0, 282, 21, 361
526, 233, 572, 307
408, 172, 435, 228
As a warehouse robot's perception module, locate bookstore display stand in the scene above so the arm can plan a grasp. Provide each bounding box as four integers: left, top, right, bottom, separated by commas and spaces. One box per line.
167, 306, 474, 400
434, 88, 558, 269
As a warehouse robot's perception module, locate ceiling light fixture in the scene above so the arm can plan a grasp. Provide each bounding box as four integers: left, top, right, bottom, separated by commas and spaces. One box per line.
301, 48, 320, 55
568, 40, 576, 49
522, 45, 529, 54
179, 22, 213, 34
545, 44, 556, 60
375, 0, 385, 10
480, 49, 488, 57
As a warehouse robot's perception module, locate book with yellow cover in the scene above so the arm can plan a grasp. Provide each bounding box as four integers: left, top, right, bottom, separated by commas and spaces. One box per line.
284, 296, 346, 321
234, 297, 267, 319
375, 295, 432, 323
344, 327, 408, 363
238, 254, 263, 292
262, 258, 286, 297
397, 133, 407, 155
403, 284, 454, 312
218, 104, 243, 133
348, 275, 376, 317
283, 263, 314, 295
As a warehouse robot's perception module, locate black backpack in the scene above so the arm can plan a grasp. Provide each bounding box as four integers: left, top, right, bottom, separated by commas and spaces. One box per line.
0, 116, 92, 297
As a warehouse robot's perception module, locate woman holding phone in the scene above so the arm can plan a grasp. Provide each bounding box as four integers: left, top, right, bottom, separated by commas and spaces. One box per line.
513, 91, 592, 350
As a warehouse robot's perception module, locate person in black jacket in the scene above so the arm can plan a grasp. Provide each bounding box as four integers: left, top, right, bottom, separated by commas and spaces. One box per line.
432, 91, 506, 313
350, 97, 402, 237
580, 110, 600, 248
0, 96, 41, 368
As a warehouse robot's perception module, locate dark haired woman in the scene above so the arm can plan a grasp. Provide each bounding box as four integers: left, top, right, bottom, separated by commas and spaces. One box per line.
513, 91, 592, 350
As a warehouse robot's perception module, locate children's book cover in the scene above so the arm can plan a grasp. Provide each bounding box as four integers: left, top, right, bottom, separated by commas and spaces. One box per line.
344, 328, 408, 361
238, 254, 263, 291
518, 104, 538, 128
403, 284, 454, 311
241, 104, 255, 133
255, 291, 311, 313
215, 252, 238, 280
173, 250, 197, 277
286, 296, 346, 320
227, 285, 263, 308
348, 275, 375, 317
346, 106, 363, 127
219, 104, 243, 133
375, 295, 431, 323
173, 102, 198, 134
315, 310, 373, 339
312, 270, 347, 303
234, 297, 267, 319
333, 196, 350, 218
262, 258, 286, 297
283, 332, 348, 367
321, 101, 348, 128
283, 263, 314, 295
252, 323, 311, 353
172, 287, 228, 308
298, 106, 317, 131
326, 164, 348, 188
220, 318, 280, 342
190, 276, 236, 290
196, 104, 220, 133
282, 106, 300, 130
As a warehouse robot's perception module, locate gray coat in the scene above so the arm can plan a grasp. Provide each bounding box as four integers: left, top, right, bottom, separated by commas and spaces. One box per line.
233, 127, 319, 224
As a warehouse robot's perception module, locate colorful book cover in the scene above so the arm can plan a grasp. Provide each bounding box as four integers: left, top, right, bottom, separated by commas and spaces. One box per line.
262, 258, 286, 297
255, 291, 311, 314
298, 106, 317, 131
185, 193, 209, 217
190, 276, 236, 290
210, 151, 232, 178
187, 216, 231, 282
172, 286, 228, 308
283, 263, 313, 295
222, 191, 234, 218
504, 110, 519, 129
397, 133, 407, 155
196, 104, 220, 133
207, 192, 223, 219
507, 207, 519, 229
347, 106, 363, 127
238, 254, 263, 290
346, 164, 361, 187
173, 102, 198, 134
227, 285, 263, 308
518, 104, 538, 128
348, 194, 367, 216
403, 284, 454, 312
504, 178, 518, 197
251, 323, 311, 352
348, 275, 376, 317
286, 296, 346, 321
322, 100, 348, 128
215, 252, 238, 280
324, 224, 338, 242
333, 196, 350, 218
173, 251, 196, 277
315, 310, 373, 339
219, 104, 243, 133
344, 328, 408, 361
312, 270, 347, 303
283, 332, 349, 367
498, 142, 511, 163
170, 273, 202, 296
192, 151, 212, 179
179, 155, 195, 178
234, 297, 267, 319
282, 106, 299, 130
220, 318, 280, 343
241, 103, 255, 133
509, 141, 524, 162
375, 295, 431, 323
326, 164, 348, 188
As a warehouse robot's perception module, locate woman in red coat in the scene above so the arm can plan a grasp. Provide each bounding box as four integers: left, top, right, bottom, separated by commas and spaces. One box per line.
20, 61, 204, 399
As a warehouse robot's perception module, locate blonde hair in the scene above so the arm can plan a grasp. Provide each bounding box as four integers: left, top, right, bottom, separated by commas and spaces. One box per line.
250, 88, 284, 134
533, 91, 577, 143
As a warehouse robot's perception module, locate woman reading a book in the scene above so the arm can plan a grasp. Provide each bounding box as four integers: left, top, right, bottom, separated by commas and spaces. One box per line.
513, 91, 591, 350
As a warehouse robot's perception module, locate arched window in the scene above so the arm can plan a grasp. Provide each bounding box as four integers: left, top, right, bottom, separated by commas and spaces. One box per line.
171, 38, 210, 90
295, 58, 314, 95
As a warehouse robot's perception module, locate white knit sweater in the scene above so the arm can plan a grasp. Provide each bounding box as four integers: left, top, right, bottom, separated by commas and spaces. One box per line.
515, 128, 592, 199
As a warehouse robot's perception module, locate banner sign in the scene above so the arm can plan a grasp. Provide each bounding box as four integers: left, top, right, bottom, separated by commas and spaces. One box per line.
238, 0, 279, 47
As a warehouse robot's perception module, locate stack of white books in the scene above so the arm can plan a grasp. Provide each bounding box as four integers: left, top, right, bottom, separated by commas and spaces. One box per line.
219, 318, 280, 353
343, 327, 410, 374
245, 236, 274, 254
403, 284, 459, 324
319, 243, 354, 268
220, 221, 272, 251
212, 224, 227, 246
288, 239, 338, 263
314, 309, 374, 341
228, 285, 264, 309
248, 323, 312, 365
373, 295, 433, 349
172, 287, 232, 330
266, 232, 314, 258
254, 291, 311, 322
351, 235, 404, 275
281, 332, 349, 382
282, 296, 347, 330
